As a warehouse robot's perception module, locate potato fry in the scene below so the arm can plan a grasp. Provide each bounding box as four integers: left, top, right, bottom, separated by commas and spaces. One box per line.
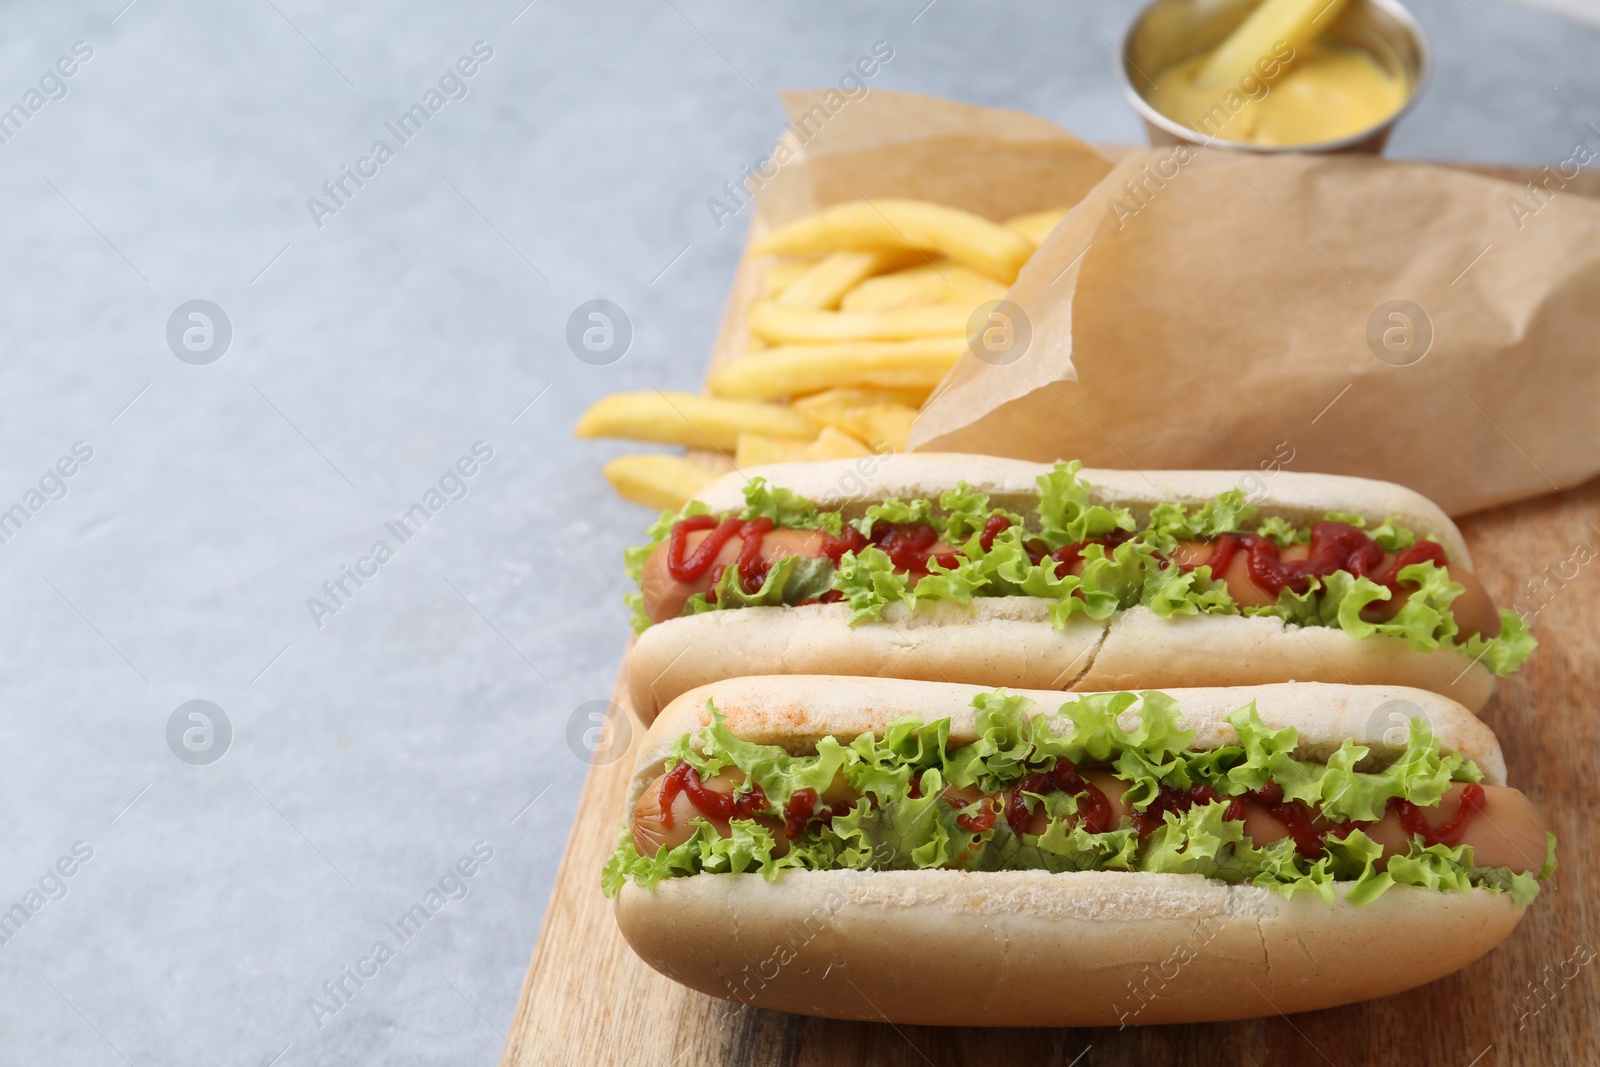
792, 389, 920, 452
854, 384, 935, 408
1004, 207, 1071, 247
747, 300, 970, 344
737, 425, 872, 466
575, 391, 816, 449
735, 432, 810, 467
762, 258, 818, 297
804, 425, 873, 459
839, 261, 1006, 312
749, 199, 1033, 284
1196, 0, 1347, 87
708, 338, 966, 401
602, 454, 715, 511
775, 249, 922, 310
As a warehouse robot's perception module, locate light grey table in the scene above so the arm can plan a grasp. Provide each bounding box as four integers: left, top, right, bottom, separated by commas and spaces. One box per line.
0, 2, 1593, 1064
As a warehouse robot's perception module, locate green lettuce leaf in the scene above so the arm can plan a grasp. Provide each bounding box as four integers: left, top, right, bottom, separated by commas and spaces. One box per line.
833, 546, 911, 625
604, 689, 1551, 907
1256, 516, 1304, 546
696, 708, 851, 807
1248, 563, 1534, 677
938, 483, 1023, 542
683, 554, 836, 615
1035, 461, 1134, 550
853, 496, 934, 537
740, 477, 841, 534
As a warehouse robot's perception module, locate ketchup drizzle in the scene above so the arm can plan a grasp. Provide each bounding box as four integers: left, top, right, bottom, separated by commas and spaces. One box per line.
783, 789, 818, 839
1132, 779, 1336, 858
821, 519, 964, 574
1231, 780, 1327, 858
1389, 783, 1486, 848
1183, 522, 1450, 600
1045, 528, 1134, 572
666, 514, 777, 595
1129, 783, 1221, 838
658, 762, 768, 828
666, 515, 737, 581
954, 797, 999, 833
1374, 541, 1450, 589
819, 525, 866, 563
978, 514, 1012, 552
1005, 759, 1115, 836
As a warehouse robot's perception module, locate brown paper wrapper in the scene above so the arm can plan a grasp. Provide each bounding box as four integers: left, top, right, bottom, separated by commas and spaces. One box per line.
755, 89, 1115, 225
909, 144, 1600, 516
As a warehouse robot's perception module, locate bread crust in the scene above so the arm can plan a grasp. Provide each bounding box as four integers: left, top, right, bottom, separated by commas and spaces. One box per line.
614, 677, 1523, 1025
626, 598, 1107, 724
624, 454, 1494, 721
1082, 608, 1497, 711
625, 601, 1495, 721
614, 869, 1524, 1025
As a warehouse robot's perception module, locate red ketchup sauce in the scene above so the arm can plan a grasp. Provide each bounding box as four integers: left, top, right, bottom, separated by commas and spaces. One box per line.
1129, 783, 1222, 838
780, 790, 855, 838
1042, 528, 1134, 571
657, 762, 769, 828
831, 522, 960, 573
666, 512, 1453, 609
1184, 522, 1449, 598
1005, 758, 1116, 836
1055, 776, 1486, 860
978, 514, 1012, 552
1224, 780, 1327, 858
1390, 783, 1486, 848
666, 514, 777, 596
955, 799, 999, 833
783, 789, 819, 838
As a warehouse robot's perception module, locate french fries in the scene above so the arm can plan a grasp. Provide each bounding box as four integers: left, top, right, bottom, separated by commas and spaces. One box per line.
734, 433, 810, 466
602, 455, 716, 511
1004, 208, 1071, 247
775, 249, 921, 310
747, 300, 970, 344
735, 425, 871, 467
792, 389, 920, 452
805, 425, 874, 459
708, 338, 967, 402
575, 391, 817, 450
762, 258, 818, 297
582, 197, 1083, 506
734, 433, 809, 466
839, 261, 1007, 312
750, 199, 1033, 284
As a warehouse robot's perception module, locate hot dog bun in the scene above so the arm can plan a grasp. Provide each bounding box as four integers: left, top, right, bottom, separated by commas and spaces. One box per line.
614, 677, 1524, 1026
617, 869, 1521, 1026
626, 456, 1494, 721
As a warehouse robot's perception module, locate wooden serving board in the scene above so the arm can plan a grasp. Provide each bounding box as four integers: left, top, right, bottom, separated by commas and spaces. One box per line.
503, 163, 1600, 1067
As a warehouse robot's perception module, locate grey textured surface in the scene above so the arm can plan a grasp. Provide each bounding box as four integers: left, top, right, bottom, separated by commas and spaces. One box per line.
0, 1, 1593, 1064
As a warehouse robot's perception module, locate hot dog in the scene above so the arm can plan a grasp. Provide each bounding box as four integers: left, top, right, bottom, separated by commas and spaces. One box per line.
623, 455, 1533, 721
605, 677, 1555, 1026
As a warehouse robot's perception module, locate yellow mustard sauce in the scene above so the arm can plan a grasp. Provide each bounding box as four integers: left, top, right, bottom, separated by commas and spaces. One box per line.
1144, 0, 1409, 147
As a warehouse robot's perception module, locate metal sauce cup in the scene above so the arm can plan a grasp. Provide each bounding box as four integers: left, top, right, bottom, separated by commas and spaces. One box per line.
1117, 0, 1431, 154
